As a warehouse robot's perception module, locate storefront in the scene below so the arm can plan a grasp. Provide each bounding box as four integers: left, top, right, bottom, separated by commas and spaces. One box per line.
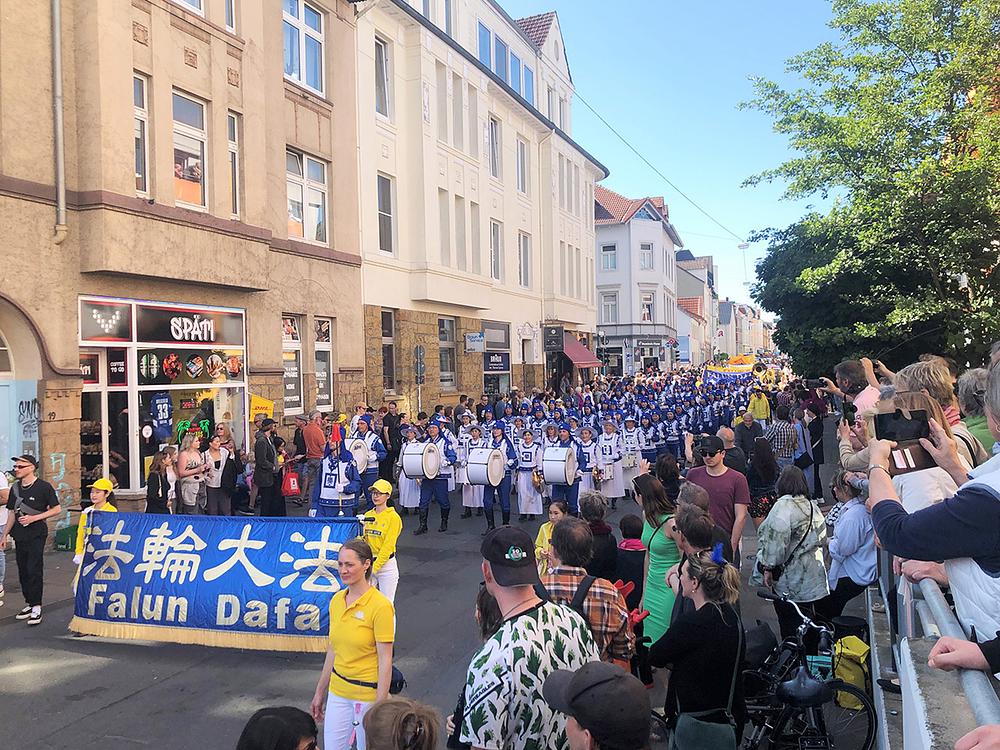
482, 320, 511, 395
78, 296, 248, 496
637, 339, 662, 371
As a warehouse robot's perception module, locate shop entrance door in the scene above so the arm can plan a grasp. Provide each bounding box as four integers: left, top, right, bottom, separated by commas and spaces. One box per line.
80, 349, 134, 497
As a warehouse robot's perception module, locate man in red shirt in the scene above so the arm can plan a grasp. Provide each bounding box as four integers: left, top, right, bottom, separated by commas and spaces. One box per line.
684, 435, 750, 562
301, 410, 327, 503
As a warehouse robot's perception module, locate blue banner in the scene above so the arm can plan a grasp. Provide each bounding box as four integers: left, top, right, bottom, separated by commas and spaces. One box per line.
703, 368, 754, 384
71, 513, 360, 651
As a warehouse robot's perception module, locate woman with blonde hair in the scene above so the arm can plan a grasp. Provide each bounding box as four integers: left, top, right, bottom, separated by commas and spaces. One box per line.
175, 432, 207, 514
363, 697, 439, 750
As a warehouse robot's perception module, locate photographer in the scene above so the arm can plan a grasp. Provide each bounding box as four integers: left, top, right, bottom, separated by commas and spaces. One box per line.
818, 358, 882, 417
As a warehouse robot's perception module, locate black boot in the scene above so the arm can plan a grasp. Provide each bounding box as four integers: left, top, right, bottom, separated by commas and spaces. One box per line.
502, 510, 510, 526
438, 508, 450, 532
414, 508, 429, 535
476, 508, 483, 516
482, 508, 496, 536
461, 508, 472, 519
611, 497, 617, 510
400, 507, 409, 516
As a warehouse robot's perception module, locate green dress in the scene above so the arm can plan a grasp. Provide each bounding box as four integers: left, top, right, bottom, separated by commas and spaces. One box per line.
641, 514, 681, 644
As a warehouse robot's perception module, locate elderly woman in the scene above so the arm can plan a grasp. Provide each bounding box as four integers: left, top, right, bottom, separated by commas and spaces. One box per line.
579, 490, 618, 581
957, 367, 993, 453
751, 466, 828, 641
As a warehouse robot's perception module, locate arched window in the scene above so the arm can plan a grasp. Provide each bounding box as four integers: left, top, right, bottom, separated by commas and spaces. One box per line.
0, 330, 12, 376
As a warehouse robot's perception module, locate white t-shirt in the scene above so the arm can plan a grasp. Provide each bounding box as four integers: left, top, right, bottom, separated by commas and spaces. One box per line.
0, 471, 9, 529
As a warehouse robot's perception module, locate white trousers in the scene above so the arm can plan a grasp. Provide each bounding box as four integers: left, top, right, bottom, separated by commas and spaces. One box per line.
325, 693, 373, 750
372, 557, 400, 604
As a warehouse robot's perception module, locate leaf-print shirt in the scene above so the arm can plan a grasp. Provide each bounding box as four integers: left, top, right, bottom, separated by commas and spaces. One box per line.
460, 601, 600, 750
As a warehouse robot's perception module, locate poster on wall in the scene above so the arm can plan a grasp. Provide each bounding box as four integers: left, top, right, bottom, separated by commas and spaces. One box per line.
137, 348, 244, 387
250, 395, 275, 421
483, 352, 511, 373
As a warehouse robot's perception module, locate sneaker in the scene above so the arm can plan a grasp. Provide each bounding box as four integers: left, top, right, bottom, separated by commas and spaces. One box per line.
14, 606, 32, 620
27, 610, 42, 626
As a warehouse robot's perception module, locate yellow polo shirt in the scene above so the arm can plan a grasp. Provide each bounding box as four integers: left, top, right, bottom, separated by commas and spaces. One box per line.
328, 586, 395, 701
360, 507, 402, 573
75, 502, 118, 556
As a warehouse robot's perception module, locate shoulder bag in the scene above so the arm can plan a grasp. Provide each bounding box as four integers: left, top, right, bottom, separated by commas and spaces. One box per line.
332, 665, 406, 695
669, 612, 743, 750
757, 498, 814, 583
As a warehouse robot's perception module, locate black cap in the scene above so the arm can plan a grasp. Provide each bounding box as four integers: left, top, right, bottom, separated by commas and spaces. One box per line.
698, 435, 725, 453
11, 454, 38, 468
543, 662, 651, 748
260, 418, 277, 429
481, 526, 540, 587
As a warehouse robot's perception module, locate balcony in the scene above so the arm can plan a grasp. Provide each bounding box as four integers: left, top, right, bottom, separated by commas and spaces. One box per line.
410, 269, 493, 309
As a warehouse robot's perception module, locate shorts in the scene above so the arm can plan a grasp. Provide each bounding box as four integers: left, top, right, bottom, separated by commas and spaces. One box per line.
749, 492, 777, 519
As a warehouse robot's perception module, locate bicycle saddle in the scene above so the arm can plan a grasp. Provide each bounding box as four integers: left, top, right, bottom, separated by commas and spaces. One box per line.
775, 665, 834, 708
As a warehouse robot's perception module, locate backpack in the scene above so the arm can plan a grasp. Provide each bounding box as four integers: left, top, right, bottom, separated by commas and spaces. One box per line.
534, 575, 597, 622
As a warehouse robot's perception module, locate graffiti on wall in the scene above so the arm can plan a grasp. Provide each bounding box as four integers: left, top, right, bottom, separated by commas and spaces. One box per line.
18, 397, 39, 439
49, 451, 74, 529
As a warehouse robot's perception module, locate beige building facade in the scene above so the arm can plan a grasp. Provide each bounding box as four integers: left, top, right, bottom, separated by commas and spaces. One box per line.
355, 0, 606, 415
0, 0, 364, 515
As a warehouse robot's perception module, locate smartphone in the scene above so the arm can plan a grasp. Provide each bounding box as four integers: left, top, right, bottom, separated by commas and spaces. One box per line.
842, 402, 858, 425
803, 378, 825, 389
875, 410, 930, 442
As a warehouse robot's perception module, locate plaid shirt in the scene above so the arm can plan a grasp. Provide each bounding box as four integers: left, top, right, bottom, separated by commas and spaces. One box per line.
541, 565, 635, 663
765, 419, 799, 458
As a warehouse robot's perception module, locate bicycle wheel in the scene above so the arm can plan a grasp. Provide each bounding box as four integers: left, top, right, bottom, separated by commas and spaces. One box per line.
757, 682, 877, 750
649, 710, 670, 750
820, 682, 876, 750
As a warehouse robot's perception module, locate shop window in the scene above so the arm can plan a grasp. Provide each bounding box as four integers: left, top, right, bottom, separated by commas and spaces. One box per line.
282, 314, 303, 414
228, 112, 241, 218
172, 90, 206, 208
286, 150, 328, 244
283, 0, 325, 94
438, 317, 456, 389
134, 74, 149, 196
315, 317, 333, 411
381, 310, 396, 393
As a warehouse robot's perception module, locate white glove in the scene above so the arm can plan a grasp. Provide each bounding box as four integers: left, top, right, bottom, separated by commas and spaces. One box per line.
307, 508, 317, 518
73, 553, 83, 566
368, 451, 378, 463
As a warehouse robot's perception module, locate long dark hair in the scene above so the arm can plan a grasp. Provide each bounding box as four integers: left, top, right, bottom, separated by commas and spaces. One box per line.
750, 437, 778, 484
633, 473, 676, 525
236, 707, 316, 750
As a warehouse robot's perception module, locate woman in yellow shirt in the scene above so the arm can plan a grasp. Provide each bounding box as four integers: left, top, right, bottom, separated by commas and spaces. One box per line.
74, 478, 118, 565
360, 479, 402, 604
311, 538, 394, 750
534, 500, 569, 576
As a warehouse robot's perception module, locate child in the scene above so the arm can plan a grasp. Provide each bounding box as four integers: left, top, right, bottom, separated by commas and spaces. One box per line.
616, 513, 652, 686
516, 429, 543, 521
396, 424, 421, 515
462, 425, 487, 516
534, 500, 569, 576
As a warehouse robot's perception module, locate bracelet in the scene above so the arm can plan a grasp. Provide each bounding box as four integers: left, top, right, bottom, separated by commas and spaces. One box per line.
868, 465, 891, 477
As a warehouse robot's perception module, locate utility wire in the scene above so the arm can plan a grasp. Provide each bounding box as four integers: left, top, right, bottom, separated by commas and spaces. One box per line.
574, 89, 746, 243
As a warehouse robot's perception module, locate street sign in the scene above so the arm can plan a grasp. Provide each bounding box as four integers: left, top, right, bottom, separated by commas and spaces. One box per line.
414, 345, 425, 361
543, 325, 564, 353
464, 332, 485, 352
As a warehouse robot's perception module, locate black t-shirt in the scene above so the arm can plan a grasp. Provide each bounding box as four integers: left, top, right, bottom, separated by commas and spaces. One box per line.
382, 413, 402, 450
8, 478, 59, 515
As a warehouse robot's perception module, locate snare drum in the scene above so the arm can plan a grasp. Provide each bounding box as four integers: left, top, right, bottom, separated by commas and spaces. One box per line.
349, 439, 369, 474
467, 448, 505, 487
542, 446, 577, 486
622, 453, 637, 470
401, 442, 441, 479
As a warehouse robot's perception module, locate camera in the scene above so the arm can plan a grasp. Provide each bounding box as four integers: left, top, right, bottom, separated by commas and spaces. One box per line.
803, 378, 825, 389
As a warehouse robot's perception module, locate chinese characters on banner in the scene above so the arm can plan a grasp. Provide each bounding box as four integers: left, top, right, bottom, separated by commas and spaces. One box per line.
70, 514, 360, 651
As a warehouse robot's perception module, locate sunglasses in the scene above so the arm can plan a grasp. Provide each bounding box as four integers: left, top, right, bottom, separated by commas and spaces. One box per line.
699, 450, 721, 458
13, 464, 32, 471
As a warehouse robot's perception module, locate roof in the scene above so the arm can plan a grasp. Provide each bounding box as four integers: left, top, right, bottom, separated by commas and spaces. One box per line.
678, 297, 705, 321
562, 332, 601, 369
515, 12, 556, 47
675, 249, 696, 261
718, 300, 733, 325
595, 186, 664, 225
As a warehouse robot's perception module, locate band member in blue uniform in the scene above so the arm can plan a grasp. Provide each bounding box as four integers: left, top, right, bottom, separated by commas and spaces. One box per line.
351, 414, 387, 511
516, 429, 543, 521
550, 423, 584, 516
481, 425, 518, 534
309, 427, 362, 517
414, 419, 457, 535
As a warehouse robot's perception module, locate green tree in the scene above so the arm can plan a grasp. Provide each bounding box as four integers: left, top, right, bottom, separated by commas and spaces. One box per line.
746, 0, 1000, 372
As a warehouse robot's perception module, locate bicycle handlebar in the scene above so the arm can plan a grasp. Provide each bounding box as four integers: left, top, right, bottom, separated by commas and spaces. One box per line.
756, 589, 833, 638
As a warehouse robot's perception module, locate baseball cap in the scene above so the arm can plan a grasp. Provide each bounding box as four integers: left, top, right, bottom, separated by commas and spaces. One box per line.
260, 418, 277, 429
698, 435, 725, 453
481, 526, 540, 587
543, 662, 651, 749
371, 479, 392, 495
89, 478, 115, 493
12, 454, 38, 468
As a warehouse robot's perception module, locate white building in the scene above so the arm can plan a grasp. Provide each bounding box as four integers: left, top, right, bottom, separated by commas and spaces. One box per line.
356, 1, 607, 409
594, 187, 682, 375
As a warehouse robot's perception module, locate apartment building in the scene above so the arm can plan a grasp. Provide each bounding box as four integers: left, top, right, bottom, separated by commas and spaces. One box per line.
356, 0, 607, 412
0, 0, 363, 507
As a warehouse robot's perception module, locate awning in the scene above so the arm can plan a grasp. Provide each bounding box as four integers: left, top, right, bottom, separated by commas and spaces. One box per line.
562, 333, 602, 369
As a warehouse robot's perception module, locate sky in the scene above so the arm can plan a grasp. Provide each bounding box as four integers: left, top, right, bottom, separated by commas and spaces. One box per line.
501, 0, 839, 307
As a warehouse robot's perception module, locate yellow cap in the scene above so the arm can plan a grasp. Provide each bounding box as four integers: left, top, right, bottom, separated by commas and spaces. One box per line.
89, 477, 114, 493
371, 479, 393, 495
337, 413, 348, 424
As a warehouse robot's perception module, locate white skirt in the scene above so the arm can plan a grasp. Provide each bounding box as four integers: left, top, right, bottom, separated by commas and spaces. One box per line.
601, 460, 625, 498
579, 472, 595, 493
455, 462, 470, 485
622, 452, 641, 488
463, 483, 484, 508
448, 473, 456, 492
399, 475, 421, 508
516, 471, 543, 515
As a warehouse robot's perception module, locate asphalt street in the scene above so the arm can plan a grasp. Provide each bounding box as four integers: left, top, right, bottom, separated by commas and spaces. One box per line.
0, 495, 777, 749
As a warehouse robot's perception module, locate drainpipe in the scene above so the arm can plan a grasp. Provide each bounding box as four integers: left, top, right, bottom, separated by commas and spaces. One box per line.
51, 0, 68, 245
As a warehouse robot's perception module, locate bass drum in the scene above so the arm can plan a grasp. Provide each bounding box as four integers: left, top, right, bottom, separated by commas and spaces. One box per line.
467, 447, 505, 487
542, 446, 577, 486
401, 441, 441, 480
348, 439, 369, 474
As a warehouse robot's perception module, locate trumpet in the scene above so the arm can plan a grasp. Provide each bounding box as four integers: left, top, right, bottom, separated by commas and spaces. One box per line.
592, 466, 603, 485
532, 469, 545, 491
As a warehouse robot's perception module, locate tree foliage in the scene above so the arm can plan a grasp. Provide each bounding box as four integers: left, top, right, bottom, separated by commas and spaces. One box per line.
746, 0, 1000, 373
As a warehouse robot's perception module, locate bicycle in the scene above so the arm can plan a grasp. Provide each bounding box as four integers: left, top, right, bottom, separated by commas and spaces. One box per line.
742, 591, 877, 749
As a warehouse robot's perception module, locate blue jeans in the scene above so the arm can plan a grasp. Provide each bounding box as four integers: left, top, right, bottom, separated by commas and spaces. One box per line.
776, 456, 794, 471
551, 482, 580, 515
419, 476, 451, 511
483, 474, 512, 514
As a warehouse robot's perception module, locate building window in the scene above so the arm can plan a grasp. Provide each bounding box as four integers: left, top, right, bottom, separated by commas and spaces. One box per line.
381, 310, 396, 393
489, 220, 502, 281
455, 195, 467, 270
518, 232, 531, 288
470, 201, 481, 274
575, 247, 581, 299
560, 242, 567, 295
640, 242, 653, 270
315, 317, 333, 410
510, 53, 521, 95
601, 244, 617, 271
227, 112, 240, 218
422, 0, 431, 17
494, 37, 508, 83
641, 292, 654, 322
488, 115, 502, 179
172, 90, 206, 208
444, 0, 453, 36
282, 315, 303, 414
558, 97, 566, 128
375, 37, 391, 118
468, 85, 479, 159
172, 0, 202, 12
523, 66, 534, 105
516, 137, 528, 194
436, 62, 448, 141
558, 155, 566, 209
225, 0, 236, 31
283, 0, 324, 95
477, 22, 491, 67
601, 293, 618, 324
452, 74, 464, 150
438, 317, 456, 389
377, 173, 394, 254
286, 150, 328, 244
438, 188, 450, 265
134, 74, 149, 196
547, 86, 556, 120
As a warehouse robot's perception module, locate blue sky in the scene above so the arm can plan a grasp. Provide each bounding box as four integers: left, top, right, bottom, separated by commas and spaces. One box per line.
501, 0, 838, 305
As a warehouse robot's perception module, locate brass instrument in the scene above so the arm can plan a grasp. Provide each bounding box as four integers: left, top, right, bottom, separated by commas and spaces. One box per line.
592, 466, 603, 485
532, 469, 545, 491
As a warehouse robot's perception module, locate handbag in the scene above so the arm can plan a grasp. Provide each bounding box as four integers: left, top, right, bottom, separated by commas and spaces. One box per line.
669, 614, 743, 750
793, 452, 813, 470
281, 470, 301, 497
332, 665, 406, 695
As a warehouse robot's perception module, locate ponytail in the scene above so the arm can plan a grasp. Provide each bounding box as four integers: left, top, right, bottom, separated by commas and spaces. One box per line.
687, 546, 740, 606
363, 697, 440, 750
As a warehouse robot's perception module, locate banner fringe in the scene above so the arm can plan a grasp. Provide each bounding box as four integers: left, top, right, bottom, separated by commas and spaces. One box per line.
68, 616, 328, 653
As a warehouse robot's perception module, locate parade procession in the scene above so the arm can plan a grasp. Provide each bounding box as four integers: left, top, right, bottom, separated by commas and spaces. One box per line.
4, 0, 1000, 748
